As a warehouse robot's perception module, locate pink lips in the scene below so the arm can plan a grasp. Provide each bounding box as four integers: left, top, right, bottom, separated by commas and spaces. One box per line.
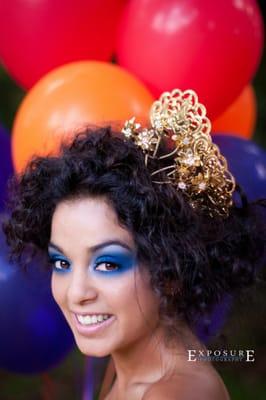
72, 313, 116, 336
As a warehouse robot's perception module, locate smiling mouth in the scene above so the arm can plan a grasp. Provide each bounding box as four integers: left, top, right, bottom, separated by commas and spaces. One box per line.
76, 314, 113, 326
73, 313, 116, 336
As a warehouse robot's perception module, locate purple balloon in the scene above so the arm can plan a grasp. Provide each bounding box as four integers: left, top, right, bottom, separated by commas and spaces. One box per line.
213, 134, 266, 201
196, 134, 266, 343
0, 224, 74, 374
0, 125, 13, 212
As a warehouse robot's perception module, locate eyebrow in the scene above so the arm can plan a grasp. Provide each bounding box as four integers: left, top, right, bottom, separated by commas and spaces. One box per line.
47, 240, 133, 255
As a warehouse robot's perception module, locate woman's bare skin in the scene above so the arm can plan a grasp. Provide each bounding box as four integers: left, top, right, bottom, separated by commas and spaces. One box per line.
49, 198, 230, 400
100, 326, 230, 400
101, 358, 230, 400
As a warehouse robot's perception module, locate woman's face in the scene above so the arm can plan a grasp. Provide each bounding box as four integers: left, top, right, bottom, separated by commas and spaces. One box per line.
49, 197, 160, 357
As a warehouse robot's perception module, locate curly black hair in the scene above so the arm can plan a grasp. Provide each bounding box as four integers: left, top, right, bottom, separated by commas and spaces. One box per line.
2, 126, 266, 340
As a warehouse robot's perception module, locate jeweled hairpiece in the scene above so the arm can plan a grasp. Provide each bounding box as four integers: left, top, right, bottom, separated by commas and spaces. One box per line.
121, 89, 236, 218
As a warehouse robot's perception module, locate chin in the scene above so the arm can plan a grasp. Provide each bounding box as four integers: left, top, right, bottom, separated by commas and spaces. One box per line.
72, 333, 115, 357
76, 341, 113, 358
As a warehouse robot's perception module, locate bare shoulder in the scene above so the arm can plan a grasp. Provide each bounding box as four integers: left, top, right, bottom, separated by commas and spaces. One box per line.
142, 367, 230, 400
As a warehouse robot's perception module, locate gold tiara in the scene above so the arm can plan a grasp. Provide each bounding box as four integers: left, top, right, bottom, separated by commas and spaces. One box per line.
121, 89, 236, 218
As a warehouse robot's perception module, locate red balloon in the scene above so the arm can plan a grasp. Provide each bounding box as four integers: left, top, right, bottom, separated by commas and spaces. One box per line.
0, 0, 125, 89
116, 0, 264, 119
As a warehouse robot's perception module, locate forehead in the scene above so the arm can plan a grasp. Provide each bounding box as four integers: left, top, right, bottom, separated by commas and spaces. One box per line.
50, 196, 134, 249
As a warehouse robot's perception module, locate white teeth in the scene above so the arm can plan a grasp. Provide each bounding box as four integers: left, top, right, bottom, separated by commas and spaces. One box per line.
77, 314, 111, 325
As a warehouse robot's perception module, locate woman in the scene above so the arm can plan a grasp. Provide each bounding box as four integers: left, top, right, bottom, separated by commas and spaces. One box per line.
3, 90, 266, 399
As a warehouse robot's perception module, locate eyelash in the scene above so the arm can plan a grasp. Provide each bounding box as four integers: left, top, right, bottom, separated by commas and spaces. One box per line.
48, 257, 120, 272
48, 258, 70, 271
94, 261, 120, 272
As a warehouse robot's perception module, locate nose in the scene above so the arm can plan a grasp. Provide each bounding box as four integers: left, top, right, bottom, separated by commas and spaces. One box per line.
67, 267, 98, 305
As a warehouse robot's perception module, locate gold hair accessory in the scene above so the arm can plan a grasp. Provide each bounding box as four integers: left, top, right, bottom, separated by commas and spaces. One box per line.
121, 89, 236, 218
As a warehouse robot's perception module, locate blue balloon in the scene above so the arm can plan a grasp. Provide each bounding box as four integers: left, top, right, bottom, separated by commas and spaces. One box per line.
213, 134, 266, 201
0, 224, 75, 374
0, 125, 13, 212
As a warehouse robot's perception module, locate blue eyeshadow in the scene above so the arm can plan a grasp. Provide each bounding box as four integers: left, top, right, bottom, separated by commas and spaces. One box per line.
92, 250, 137, 277
48, 252, 72, 273
48, 244, 137, 276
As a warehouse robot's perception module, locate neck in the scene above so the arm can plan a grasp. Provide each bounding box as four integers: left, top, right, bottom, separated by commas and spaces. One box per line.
110, 321, 203, 392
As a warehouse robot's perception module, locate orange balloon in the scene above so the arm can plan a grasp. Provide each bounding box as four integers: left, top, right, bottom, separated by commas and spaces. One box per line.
12, 61, 154, 172
212, 84, 256, 139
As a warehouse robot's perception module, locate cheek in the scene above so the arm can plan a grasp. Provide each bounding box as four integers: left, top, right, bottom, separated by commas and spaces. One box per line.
105, 269, 159, 320
112, 271, 160, 344
99, 273, 135, 305
135, 274, 160, 317
95, 272, 139, 323
51, 274, 65, 308
131, 268, 160, 324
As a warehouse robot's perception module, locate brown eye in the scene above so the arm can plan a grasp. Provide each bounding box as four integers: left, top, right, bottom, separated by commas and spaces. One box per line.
49, 258, 70, 271
94, 262, 119, 272
56, 260, 69, 270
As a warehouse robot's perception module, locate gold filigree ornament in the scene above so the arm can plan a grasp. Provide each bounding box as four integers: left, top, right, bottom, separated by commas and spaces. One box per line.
121, 89, 236, 218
